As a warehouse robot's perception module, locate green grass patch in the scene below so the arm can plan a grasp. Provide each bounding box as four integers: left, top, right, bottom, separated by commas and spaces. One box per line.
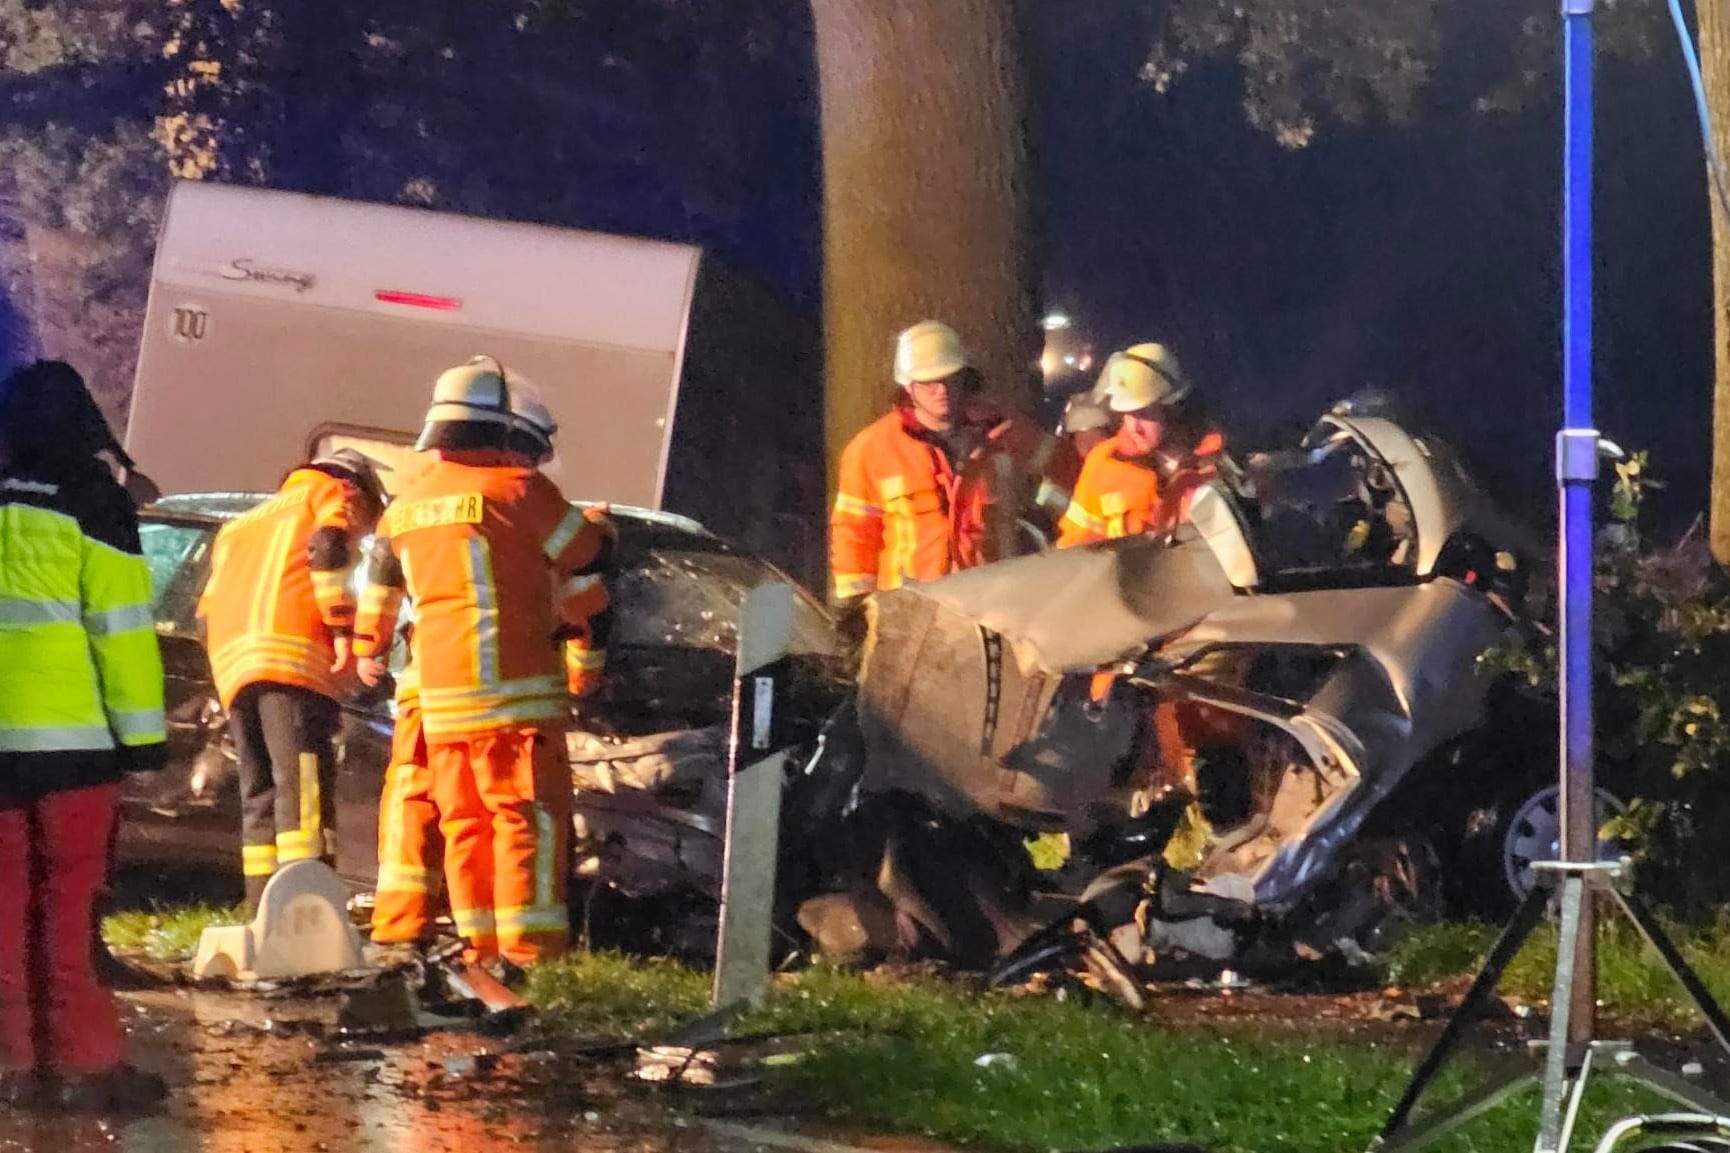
102, 902, 244, 961
105, 909, 1723, 1153
1384, 916, 1730, 1028
527, 954, 1672, 1153
525, 951, 712, 1037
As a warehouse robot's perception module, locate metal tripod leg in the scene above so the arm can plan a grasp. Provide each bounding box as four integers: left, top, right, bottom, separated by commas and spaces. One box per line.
1375, 881, 1551, 1149
1372, 1067, 1538, 1153
1614, 891, 1730, 1055
1543, 1041, 1596, 1153
1612, 1052, 1730, 1116
1538, 874, 1589, 1153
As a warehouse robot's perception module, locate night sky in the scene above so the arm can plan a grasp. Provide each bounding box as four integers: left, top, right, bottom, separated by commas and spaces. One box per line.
1029, 3, 1713, 538
710, 2, 1718, 537
3, 2, 1715, 538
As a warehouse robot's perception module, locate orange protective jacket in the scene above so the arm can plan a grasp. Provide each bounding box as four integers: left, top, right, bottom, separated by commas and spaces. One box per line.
1056, 434, 1164, 548
830, 403, 1038, 600
1057, 432, 1225, 548
198, 467, 365, 708
352, 452, 613, 743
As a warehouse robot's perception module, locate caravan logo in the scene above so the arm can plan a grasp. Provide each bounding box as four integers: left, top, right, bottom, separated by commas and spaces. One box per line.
170, 305, 209, 344
221, 258, 317, 293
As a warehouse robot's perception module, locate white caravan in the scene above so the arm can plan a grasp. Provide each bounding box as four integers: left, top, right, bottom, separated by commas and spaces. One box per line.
125, 181, 823, 581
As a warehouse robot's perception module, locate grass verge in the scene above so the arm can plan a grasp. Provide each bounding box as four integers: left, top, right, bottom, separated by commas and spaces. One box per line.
1385, 916, 1730, 1027
104, 905, 1722, 1152
102, 903, 244, 960
527, 954, 1670, 1153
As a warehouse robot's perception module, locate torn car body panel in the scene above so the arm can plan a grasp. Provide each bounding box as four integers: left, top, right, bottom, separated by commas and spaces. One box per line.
847, 407, 1535, 960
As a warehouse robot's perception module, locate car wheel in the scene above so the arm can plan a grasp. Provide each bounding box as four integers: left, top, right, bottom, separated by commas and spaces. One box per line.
1500, 783, 1626, 902
1458, 782, 1626, 916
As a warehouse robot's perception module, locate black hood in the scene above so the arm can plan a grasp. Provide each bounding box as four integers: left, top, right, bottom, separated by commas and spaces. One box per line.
0, 360, 119, 472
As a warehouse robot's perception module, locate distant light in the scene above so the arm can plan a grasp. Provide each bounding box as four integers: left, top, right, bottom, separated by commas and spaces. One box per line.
1042, 313, 1072, 332
1063, 355, 1077, 367
1078, 355, 1094, 372
376, 289, 463, 311
1040, 349, 1060, 378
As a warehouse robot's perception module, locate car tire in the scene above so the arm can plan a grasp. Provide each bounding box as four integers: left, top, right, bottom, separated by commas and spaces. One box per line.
1456, 781, 1626, 918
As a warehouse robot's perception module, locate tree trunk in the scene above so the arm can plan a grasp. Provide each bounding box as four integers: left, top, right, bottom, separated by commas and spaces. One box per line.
1703, 0, 1730, 564
810, 0, 1041, 483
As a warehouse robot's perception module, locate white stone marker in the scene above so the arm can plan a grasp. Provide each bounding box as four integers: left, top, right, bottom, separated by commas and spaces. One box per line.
193, 859, 366, 981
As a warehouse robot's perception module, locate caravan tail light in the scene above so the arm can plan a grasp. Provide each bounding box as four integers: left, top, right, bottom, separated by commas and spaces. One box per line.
375, 289, 463, 311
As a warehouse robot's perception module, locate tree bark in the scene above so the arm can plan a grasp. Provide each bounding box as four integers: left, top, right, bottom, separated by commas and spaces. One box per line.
810, 0, 1041, 482
1703, 0, 1730, 564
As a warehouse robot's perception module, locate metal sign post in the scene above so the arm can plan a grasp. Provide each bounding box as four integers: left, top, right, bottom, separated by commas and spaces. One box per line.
1368, 0, 1730, 1148
712, 581, 795, 1011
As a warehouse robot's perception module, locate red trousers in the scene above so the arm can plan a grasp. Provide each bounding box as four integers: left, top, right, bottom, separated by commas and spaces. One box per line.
429, 727, 570, 966
371, 701, 445, 944
0, 783, 124, 1074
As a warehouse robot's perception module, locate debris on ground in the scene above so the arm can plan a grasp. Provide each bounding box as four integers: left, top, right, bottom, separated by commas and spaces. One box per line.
634, 1037, 817, 1089
441, 1053, 501, 1080
1364, 985, 1520, 1023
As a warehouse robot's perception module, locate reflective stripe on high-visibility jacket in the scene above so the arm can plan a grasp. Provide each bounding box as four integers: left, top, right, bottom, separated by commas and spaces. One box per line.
1056, 432, 1164, 548
197, 468, 365, 708
557, 567, 611, 698
354, 451, 612, 742
1035, 477, 1072, 519
829, 404, 1035, 601
0, 470, 166, 794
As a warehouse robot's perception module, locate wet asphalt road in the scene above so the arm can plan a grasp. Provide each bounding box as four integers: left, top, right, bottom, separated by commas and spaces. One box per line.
0, 987, 881, 1153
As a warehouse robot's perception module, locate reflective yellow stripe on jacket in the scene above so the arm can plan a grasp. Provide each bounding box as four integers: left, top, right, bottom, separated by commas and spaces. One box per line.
0, 492, 165, 754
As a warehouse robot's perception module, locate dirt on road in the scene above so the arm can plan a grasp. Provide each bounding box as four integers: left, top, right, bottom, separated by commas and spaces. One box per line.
0, 985, 902, 1153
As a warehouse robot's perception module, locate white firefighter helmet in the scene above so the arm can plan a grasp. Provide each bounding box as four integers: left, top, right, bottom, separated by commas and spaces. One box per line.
1101, 342, 1190, 414
893, 320, 968, 387
415, 356, 513, 450
309, 447, 388, 514
1061, 392, 1110, 435
507, 376, 558, 462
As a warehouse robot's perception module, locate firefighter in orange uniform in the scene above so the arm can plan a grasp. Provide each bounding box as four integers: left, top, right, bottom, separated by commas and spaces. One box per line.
367, 652, 440, 951
355, 359, 613, 968
365, 391, 610, 953
1056, 343, 1221, 548
1055, 343, 1228, 802
363, 453, 439, 951
830, 320, 1040, 610
197, 449, 385, 909
1033, 392, 1112, 535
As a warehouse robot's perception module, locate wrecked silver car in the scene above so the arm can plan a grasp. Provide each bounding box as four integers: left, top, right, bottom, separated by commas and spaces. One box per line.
806, 407, 1548, 976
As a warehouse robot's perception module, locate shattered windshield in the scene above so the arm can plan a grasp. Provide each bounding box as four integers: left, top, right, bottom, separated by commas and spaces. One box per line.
138, 505, 836, 660
139, 520, 215, 636
612, 547, 835, 657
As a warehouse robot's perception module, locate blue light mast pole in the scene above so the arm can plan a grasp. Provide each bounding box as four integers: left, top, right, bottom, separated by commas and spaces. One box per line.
1372, 0, 1730, 1147
1540, 0, 1603, 1140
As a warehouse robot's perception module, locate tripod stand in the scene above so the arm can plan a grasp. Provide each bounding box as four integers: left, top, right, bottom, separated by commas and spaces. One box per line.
1370, 0, 1730, 1143
1372, 859, 1730, 1153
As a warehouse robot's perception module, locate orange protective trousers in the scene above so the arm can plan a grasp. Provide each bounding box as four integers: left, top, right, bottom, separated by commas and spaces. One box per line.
370, 701, 444, 945
429, 727, 571, 966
